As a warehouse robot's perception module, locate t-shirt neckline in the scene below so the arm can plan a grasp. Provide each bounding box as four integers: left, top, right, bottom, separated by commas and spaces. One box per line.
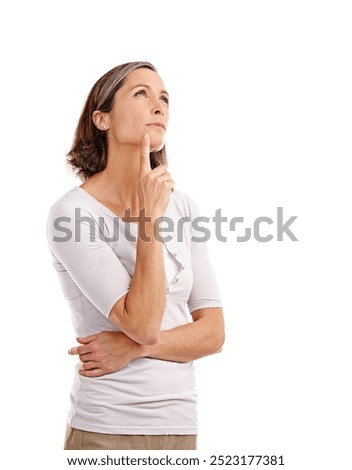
75, 186, 140, 224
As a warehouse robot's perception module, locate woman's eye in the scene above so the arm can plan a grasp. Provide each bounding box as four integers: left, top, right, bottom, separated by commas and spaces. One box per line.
161, 96, 169, 105
134, 90, 147, 97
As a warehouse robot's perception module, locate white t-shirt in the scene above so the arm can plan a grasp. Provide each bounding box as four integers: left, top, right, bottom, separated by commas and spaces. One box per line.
46, 186, 222, 435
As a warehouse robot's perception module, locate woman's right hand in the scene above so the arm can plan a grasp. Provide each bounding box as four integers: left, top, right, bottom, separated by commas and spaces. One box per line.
68, 331, 146, 377
138, 134, 174, 221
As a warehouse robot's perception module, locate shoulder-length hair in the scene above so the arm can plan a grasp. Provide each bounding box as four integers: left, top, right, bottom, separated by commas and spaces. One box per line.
66, 61, 167, 181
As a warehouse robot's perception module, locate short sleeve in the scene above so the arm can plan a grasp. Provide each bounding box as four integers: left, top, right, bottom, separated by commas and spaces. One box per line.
46, 200, 131, 318
186, 196, 223, 314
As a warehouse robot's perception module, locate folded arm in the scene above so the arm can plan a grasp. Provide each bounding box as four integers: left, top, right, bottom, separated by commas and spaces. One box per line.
69, 307, 225, 377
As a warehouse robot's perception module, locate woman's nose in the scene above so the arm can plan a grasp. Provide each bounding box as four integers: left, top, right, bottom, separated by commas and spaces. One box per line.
151, 97, 164, 115
152, 105, 164, 116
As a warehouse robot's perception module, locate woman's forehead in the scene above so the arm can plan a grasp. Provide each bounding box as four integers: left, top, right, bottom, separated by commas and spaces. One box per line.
123, 67, 165, 89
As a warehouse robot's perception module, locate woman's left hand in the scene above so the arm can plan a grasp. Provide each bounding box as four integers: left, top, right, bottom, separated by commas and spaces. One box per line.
68, 331, 145, 377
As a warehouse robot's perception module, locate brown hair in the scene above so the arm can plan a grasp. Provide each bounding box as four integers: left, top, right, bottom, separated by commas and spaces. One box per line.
66, 61, 167, 181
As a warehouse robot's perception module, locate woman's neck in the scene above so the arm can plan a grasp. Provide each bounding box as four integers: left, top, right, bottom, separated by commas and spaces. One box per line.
81, 144, 142, 217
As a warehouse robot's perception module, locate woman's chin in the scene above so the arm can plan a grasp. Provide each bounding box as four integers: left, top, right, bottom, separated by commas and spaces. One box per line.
150, 137, 165, 152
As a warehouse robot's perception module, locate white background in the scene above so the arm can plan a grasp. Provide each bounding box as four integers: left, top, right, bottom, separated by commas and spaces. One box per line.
0, 1, 351, 468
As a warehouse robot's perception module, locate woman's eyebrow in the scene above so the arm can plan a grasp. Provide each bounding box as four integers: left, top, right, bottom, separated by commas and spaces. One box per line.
130, 84, 169, 96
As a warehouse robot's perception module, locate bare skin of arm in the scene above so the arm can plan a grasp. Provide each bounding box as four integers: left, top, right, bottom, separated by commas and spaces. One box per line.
108, 135, 175, 345
68, 307, 225, 378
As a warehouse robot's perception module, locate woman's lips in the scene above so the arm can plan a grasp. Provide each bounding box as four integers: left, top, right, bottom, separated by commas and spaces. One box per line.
146, 122, 166, 130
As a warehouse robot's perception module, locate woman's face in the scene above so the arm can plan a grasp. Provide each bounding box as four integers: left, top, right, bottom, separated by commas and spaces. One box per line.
105, 67, 169, 152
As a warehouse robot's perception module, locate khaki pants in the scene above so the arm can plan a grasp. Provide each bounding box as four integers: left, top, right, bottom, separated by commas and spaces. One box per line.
64, 425, 197, 450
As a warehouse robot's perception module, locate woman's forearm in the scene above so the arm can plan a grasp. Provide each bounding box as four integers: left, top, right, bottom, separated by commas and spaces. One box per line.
142, 308, 225, 362
109, 219, 167, 345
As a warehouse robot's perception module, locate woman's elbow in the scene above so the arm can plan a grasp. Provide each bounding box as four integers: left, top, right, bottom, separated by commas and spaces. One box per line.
129, 321, 161, 345
109, 302, 160, 345
136, 330, 160, 346
214, 330, 225, 354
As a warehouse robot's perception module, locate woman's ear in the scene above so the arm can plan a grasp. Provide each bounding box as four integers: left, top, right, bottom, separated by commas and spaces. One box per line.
92, 110, 109, 131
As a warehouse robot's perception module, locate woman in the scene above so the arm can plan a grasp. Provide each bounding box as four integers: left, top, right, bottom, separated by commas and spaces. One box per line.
47, 61, 225, 450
